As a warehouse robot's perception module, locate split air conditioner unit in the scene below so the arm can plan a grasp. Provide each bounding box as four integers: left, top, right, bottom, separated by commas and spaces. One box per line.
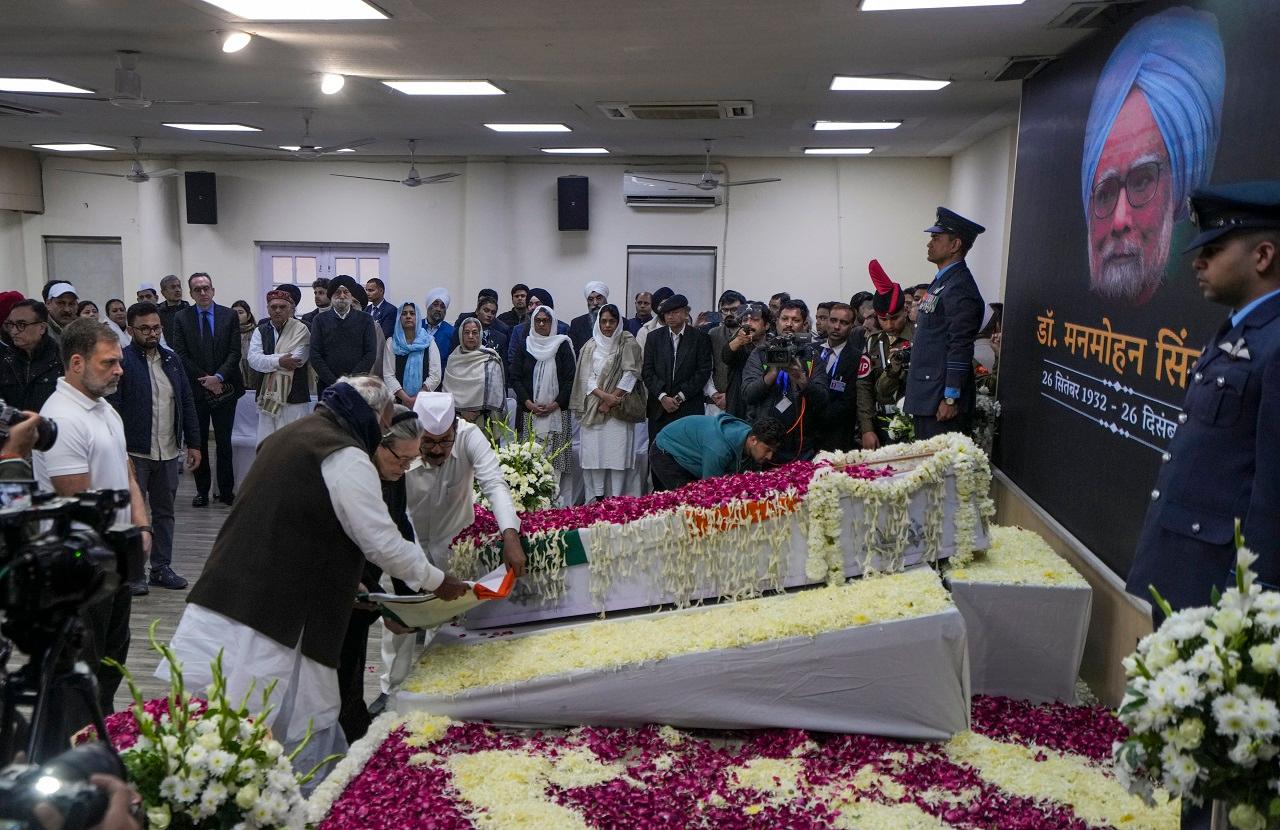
622, 172, 722, 208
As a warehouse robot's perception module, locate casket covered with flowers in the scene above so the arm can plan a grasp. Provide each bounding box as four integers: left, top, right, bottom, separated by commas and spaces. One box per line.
456, 433, 994, 629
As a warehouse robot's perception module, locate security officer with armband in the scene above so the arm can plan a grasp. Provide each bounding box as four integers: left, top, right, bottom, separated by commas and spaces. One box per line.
857, 260, 913, 450
904, 208, 986, 439
1128, 182, 1280, 622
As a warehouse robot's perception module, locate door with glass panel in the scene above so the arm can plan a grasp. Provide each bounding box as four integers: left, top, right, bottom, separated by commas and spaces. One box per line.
257, 243, 389, 316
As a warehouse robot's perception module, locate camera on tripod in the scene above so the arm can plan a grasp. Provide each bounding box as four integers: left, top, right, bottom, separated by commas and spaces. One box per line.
0, 489, 143, 828
763, 331, 822, 368
0, 403, 57, 455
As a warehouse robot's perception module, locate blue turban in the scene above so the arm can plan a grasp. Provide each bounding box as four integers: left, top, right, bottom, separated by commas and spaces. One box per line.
1080, 7, 1225, 226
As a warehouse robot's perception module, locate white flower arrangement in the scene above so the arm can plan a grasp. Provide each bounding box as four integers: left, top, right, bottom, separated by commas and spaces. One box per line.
1113, 532, 1280, 830
970, 389, 1002, 456
106, 623, 331, 830
881, 398, 915, 443
476, 420, 561, 513
809, 432, 995, 582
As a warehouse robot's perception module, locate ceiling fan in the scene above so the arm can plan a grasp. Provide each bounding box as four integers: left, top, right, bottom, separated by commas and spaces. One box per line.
201, 112, 374, 159
330, 140, 460, 187
55, 136, 179, 183
631, 139, 781, 190
13, 51, 259, 110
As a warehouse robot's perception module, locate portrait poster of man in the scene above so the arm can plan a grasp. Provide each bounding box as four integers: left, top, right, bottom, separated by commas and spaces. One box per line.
997, 0, 1280, 578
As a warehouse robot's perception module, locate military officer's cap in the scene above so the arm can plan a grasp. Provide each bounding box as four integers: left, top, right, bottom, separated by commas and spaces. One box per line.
1184, 181, 1280, 253
924, 207, 986, 246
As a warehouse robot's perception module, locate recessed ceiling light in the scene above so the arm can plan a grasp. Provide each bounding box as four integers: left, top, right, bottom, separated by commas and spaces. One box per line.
279, 145, 301, 151
220, 31, 252, 53
485, 123, 571, 133
804, 147, 875, 155
32, 143, 116, 152
0, 78, 94, 94
861, 0, 1024, 9
194, 0, 386, 20
382, 80, 505, 95
320, 73, 345, 95
814, 121, 902, 130
336, 147, 357, 153
164, 123, 261, 131
540, 147, 609, 154
830, 76, 950, 91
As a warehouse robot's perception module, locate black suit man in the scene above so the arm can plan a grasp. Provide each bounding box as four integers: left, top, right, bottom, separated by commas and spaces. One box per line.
815, 302, 867, 452
568, 281, 610, 353
170, 272, 243, 507
641, 293, 713, 482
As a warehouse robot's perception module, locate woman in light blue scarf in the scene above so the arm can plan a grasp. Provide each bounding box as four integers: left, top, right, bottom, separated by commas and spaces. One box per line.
381, 301, 441, 406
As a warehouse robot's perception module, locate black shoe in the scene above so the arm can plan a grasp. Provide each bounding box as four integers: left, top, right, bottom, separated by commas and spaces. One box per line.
192, 495, 209, 508
367, 693, 389, 716
216, 493, 235, 507
128, 580, 150, 597
149, 566, 189, 590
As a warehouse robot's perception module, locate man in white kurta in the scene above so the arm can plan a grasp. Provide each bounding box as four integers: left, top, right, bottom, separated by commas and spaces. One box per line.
378, 393, 525, 694
247, 290, 311, 443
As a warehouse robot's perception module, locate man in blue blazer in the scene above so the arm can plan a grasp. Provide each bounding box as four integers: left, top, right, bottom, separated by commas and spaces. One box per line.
1128, 182, 1280, 621
904, 208, 986, 439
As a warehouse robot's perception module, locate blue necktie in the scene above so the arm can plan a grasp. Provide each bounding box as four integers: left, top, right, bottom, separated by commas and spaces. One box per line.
204, 310, 214, 339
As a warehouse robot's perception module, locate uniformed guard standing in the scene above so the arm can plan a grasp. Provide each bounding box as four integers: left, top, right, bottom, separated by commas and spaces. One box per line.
1127, 182, 1280, 621
857, 259, 912, 450
904, 208, 986, 439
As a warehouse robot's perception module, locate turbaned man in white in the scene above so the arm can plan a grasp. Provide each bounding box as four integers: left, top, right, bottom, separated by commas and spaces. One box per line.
377, 392, 526, 697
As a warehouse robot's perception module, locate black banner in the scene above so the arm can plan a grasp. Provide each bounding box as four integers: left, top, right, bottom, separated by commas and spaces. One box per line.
997, 0, 1280, 577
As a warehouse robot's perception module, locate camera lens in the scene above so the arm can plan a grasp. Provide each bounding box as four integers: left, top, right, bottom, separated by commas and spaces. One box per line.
34, 417, 57, 453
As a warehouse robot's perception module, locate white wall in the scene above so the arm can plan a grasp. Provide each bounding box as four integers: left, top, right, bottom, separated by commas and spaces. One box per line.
11, 151, 1002, 318
946, 125, 1017, 305
0, 210, 26, 289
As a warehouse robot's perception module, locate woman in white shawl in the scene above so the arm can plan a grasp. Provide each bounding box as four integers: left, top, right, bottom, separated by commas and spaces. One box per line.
569, 303, 643, 501
512, 304, 576, 496
443, 316, 506, 436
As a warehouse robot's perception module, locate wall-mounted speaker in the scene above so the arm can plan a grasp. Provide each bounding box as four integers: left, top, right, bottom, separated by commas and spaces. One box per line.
557, 175, 588, 231
185, 171, 218, 225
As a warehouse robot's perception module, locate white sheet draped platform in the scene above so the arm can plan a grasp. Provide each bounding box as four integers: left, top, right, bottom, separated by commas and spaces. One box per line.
949, 579, 1092, 703
463, 470, 988, 630
396, 603, 971, 740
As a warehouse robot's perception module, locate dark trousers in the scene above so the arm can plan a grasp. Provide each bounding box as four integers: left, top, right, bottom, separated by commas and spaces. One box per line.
337, 607, 380, 743
132, 456, 179, 570
194, 400, 236, 499
913, 411, 972, 440
650, 446, 698, 492
81, 583, 132, 714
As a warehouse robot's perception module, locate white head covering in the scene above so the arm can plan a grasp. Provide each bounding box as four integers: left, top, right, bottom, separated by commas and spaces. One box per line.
46, 281, 76, 299
591, 309, 621, 358
413, 391, 456, 434
424, 287, 451, 312
583, 281, 609, 301
138, 281, 156, 292
525, 306, 570, 363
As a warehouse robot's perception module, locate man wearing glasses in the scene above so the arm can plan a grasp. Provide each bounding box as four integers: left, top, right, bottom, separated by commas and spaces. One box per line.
0, 299, 63, 412
372, 392, 526, 709
107, 302, 202, 593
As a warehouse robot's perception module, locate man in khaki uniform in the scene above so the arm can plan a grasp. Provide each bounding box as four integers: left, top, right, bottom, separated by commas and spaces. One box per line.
857, 260, 912, 450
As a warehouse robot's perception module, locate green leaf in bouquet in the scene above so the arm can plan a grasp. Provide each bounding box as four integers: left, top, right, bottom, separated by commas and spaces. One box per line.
1268, 796, 1280, 819
1147, 584, 1175, 620
1119, 692, 1149, 714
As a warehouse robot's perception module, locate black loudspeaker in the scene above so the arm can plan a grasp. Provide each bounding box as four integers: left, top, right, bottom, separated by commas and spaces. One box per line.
185, 171, 218, 225
557, 175, 588, 231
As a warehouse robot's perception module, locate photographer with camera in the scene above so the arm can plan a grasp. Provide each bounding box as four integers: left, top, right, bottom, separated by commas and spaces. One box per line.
721, 302, 770, 419
740, 299, 829, 462
33, 319, 150, 719
858, 261, 914, 450
706, 290, 746, 413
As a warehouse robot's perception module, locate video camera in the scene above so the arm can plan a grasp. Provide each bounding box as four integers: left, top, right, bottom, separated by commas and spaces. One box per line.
763, 331, 822, 368
0, 404, 57, 455
0, 489, 142, 828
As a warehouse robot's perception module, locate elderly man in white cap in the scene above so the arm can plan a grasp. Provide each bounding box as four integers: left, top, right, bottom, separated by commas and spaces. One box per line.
568, 280, 609, 353
373, 391, 525, 705
423, 287, 455, 372
136, 282, 159, 304
41, 281, 79, 344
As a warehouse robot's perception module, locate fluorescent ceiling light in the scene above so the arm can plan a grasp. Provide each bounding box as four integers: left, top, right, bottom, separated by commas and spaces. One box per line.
0, 78, 93, 94
320, 73, 345, 95
804, 147, 875, 155
830, 76, 949, 91
279, 145, 301, 151
485, 123, 570, 133
382, 80, 505, 95
194, 0, 386, 20
221, 31, 252, 53
814, 121, 901, 130
336, 148, 356, 153
164, 122, 261, 131
861, 0, 1024, 9
541, 147, 609, 154
32, 143, 116, 152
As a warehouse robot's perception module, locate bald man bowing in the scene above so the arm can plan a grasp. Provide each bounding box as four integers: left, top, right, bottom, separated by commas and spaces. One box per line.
378, 392, 526, 695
